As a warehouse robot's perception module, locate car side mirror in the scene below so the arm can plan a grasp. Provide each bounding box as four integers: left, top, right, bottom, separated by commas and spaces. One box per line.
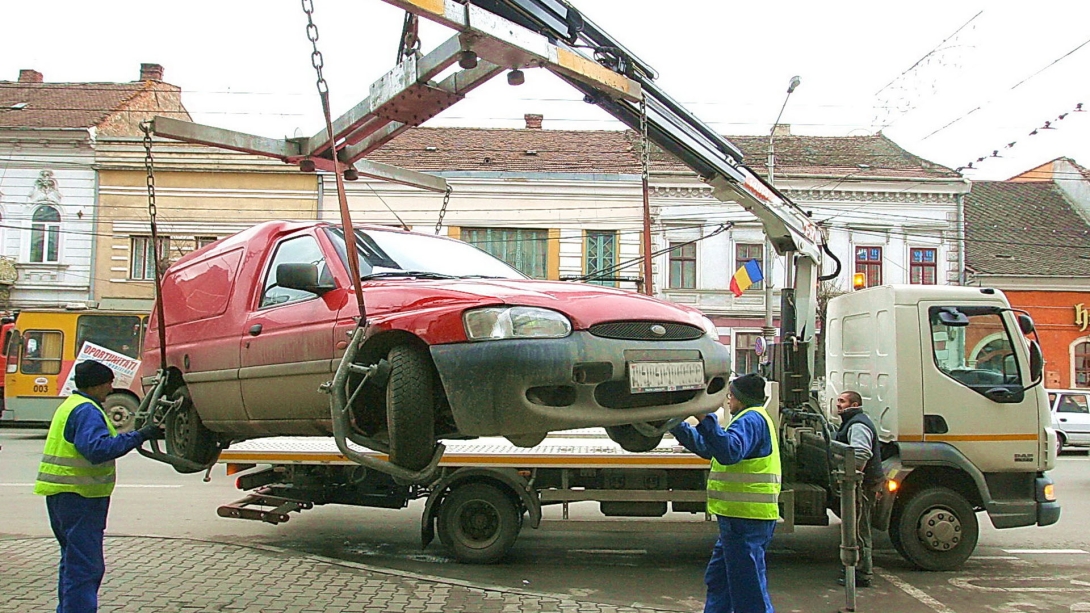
277, 263, 336, 295
1029, 340, 1044, 382
1018, 314, 1036, 335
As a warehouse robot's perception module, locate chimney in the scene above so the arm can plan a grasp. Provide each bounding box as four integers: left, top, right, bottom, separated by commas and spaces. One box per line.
140, 63, 164, 82
18, 69, 43, 83
524, 113, 543, 129
772, 123, 792, 137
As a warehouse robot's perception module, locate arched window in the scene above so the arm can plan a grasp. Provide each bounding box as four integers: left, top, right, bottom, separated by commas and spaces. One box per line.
1073, 341, 1090, 388
31, 205, 61, 263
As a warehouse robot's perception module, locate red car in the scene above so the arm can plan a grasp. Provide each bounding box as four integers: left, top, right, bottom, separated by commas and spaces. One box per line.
140, 222, 730, 470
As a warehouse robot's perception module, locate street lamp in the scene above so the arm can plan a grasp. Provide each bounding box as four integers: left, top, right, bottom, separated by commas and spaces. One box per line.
763, 76, 801, 351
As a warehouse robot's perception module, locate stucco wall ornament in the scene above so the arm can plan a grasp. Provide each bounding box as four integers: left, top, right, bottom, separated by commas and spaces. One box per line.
28, 170, 63, 204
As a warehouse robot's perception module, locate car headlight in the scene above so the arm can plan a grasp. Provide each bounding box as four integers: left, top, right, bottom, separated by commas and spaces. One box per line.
701, 316, 721, 341
464, 307, 572, 341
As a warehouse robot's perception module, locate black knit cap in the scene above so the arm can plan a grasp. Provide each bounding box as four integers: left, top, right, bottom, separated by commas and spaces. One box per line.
729, 372, 766, 406
75, 360, 115, 390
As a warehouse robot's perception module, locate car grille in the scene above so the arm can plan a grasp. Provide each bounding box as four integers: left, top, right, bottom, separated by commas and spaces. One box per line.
588, 321, 704, 341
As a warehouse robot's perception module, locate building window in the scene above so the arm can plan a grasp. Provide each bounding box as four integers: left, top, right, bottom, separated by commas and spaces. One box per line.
735, 243, 764, 291
585, 230, 617, 286
461, 228, 548, 279
1075, 341, 1090, 388
196, 236, 218, 250
669, 242, 696, 289
130, 236, 169, 281
910, 248, 937, 285
855, 246, 882, 287
735, 332, 761, 375
30, 205, 61, 263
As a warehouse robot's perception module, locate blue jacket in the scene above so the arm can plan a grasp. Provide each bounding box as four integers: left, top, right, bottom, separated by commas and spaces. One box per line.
63, 391, 147, 465
670, 410, 772, 466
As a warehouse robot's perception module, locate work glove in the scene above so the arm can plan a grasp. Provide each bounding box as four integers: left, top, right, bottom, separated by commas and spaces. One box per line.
138, 422, 164, 442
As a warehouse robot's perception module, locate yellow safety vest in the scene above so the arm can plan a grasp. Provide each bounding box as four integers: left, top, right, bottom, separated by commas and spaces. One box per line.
34, 394, 118, 498
706, 406, 782, 520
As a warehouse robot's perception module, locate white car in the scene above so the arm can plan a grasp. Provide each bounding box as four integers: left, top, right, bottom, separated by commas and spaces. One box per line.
1047, 389, 1090, 455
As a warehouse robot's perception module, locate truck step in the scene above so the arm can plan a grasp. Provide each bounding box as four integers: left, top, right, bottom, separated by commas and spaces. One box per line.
217, 490, 314, 524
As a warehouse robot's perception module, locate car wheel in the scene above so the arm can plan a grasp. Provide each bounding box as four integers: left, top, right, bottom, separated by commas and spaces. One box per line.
105, 393, 139, 433
894, 487, 978, 571
606, 424, 664, 452
438, 483, 521, 564
386, 345, 436, 471
1056, 433, 1065, 458
164, 386, 219, 473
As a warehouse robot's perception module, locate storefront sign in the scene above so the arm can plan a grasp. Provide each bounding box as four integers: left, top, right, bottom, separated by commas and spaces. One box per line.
1077, 303, 1090, 331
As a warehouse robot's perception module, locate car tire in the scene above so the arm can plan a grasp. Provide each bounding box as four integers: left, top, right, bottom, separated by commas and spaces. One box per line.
386, 345, 436, 471
893, 487, 978, 571
1056, 433, 1065, 458
606, 424, 664, 452
105, 393, 139, 433
438, 482, 521, 564
164, 386, 219, 473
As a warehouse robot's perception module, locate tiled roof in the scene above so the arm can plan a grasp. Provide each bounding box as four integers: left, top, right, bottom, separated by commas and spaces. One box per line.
368, 126, 957, 179
965, 181, 1090, 276
366, 127, 642, 174
0, 81, 155, 130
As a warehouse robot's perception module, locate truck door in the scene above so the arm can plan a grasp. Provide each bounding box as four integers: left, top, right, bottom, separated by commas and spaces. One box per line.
239, 233, 340, 430
919, 303, 1042, 472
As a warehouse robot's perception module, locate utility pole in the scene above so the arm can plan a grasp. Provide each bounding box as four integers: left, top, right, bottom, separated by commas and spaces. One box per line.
764, 76, 801, 348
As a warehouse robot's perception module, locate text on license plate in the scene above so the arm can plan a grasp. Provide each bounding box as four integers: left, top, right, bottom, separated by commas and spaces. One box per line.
628, 361, 705, 394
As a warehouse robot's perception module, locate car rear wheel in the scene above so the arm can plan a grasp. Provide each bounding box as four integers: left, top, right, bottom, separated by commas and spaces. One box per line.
164, 386, 219, 473
386, 345, 436, 471
105, 393, 139, 433
606, 424, 664, 452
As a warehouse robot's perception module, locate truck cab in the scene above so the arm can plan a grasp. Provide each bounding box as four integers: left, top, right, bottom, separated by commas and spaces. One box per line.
823, 285, 1059, 570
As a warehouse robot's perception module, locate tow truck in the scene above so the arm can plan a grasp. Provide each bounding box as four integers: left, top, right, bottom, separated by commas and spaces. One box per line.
142, 0, 1059, 574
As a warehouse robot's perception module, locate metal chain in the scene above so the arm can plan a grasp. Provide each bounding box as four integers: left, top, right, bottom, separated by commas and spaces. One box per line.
434, 186, 453, 235
140, 121, 157, 220
639, 96, 650, 182
301, 0, 329, 96
139, 120, 169, 371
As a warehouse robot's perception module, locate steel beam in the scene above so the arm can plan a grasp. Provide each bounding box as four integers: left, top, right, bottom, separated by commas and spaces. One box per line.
150, 117, 300, 161
351, 159, 449, 193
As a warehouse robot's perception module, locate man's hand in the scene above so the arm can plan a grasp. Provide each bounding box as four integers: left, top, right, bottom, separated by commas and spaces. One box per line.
685, 413, 709, 427
137, 422, 164, 442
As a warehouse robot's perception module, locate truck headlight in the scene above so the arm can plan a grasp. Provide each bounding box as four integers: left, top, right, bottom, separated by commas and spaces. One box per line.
464, 307, 572, 341
701, 316, 721, 341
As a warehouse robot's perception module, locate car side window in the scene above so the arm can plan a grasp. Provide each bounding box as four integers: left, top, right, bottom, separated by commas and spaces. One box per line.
260, 236, 329, 308
1057, 394, 1089, 414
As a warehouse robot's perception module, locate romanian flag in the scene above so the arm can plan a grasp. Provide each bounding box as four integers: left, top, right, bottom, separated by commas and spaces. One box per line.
729, 260, 764, 297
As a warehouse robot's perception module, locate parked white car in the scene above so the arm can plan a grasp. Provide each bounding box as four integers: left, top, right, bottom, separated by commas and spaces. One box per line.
1047, 389, 1090, 455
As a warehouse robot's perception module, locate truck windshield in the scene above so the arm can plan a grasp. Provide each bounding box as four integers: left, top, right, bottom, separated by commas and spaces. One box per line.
325, 227, 526, 280
929, 307, 1021, 387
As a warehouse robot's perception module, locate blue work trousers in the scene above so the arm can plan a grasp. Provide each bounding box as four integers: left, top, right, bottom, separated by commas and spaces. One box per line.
46, 493, 110, 613
704, 515, 776, 613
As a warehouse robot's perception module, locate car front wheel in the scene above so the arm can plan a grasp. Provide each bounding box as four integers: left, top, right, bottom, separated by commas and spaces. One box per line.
385, 345, 436, 471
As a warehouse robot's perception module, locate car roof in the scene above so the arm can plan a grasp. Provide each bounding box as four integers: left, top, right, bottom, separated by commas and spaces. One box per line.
1046, 389, 1089, 394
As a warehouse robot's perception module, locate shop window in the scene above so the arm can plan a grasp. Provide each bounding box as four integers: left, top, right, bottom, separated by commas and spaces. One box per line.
669, 242, 696, 289
910, 248, 937, 285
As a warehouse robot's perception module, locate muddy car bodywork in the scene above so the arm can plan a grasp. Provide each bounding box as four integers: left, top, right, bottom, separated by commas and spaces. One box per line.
140, 221, 730, 468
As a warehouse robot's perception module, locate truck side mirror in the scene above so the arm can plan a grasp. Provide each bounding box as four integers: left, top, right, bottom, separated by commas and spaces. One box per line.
277, 263, 336, 295
1029, 340, 1044, 382
1017, 314, 1036, 335
936, 308, 970, 327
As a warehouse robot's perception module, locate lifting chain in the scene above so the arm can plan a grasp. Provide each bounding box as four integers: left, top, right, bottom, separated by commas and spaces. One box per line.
396, 12, 420, 64
639, 96, 650, 182
434, 186, 452, 235
139, 120, 170, 371
301, 0, 368, 325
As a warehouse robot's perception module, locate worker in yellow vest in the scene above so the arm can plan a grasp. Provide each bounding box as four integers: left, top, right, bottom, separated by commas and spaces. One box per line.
671, 373, 780, 613
34, 360, 162, 613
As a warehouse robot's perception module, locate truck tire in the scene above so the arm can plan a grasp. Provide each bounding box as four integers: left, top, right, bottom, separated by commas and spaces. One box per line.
165, 387, 219, 473
894, 487, 978, 571
438, 482, 521, 564
386, 345, 436, 471
606, 424, 664, 452
105, 393, 139, 433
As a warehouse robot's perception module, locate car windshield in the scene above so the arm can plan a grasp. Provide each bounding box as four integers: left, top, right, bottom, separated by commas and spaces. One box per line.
325, 227, 526, 280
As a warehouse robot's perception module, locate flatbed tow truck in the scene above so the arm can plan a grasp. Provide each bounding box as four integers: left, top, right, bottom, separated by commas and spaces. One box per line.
216, 427, 802, 564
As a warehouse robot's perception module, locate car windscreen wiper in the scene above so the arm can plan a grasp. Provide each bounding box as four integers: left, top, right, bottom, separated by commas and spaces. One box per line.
457, 274, 508, 279
359, 271, 458, 280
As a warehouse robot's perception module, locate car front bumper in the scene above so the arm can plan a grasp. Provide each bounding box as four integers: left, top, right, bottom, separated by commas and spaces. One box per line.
429, 331, 731, 436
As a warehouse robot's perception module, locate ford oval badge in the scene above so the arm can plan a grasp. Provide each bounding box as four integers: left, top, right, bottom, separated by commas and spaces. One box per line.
650, 324, 667, 337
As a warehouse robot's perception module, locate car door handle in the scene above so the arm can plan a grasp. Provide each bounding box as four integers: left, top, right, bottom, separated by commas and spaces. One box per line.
1060, 418, 1068, 422
249, 324, 263, 336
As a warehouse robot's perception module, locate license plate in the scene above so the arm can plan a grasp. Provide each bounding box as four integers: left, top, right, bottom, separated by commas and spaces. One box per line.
628, 361, 705, 394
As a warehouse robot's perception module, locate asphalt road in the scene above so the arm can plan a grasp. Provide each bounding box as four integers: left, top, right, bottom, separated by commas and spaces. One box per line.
3, 426, 1090, 612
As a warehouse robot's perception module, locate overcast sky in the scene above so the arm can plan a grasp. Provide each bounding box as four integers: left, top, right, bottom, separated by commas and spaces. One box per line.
3, 0, 1088, 181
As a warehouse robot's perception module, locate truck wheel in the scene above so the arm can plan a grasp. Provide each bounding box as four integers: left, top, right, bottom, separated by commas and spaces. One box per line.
894, 487, 978, 571
606, 424, 663, 452
165, 387, 219, 473
887, 509, 907, 559
386, 345, 436, 471
438, 483, 521, 564
105, 393, 139, 433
